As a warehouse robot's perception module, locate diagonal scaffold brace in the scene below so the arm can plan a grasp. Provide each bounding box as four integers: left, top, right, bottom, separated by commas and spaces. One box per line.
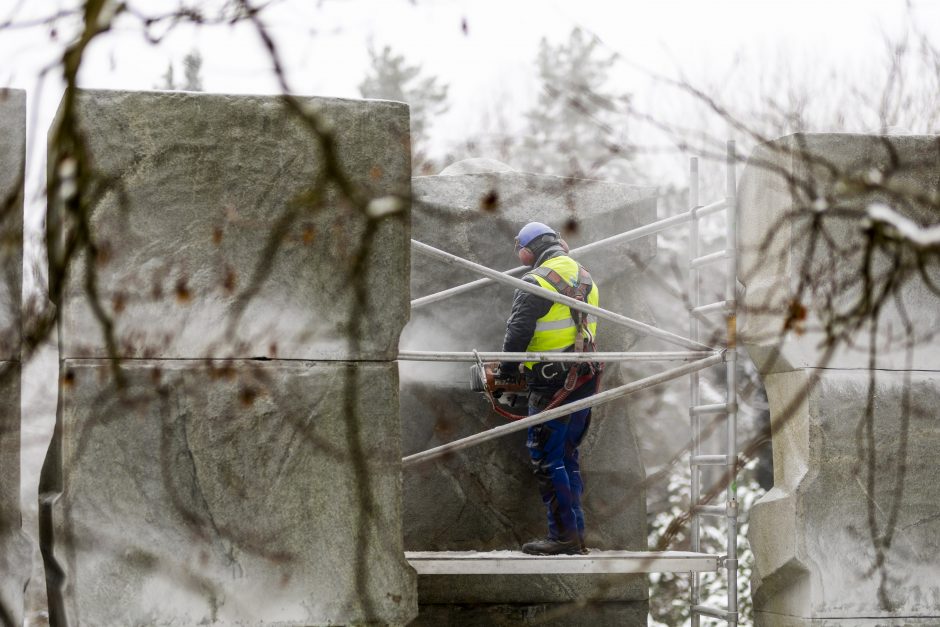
411, 239, 713, 353
410, 198, 727, 310
402, 352, 725, 467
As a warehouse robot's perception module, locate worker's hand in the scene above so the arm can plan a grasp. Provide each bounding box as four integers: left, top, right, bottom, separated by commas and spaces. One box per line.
494, 363, 522, 384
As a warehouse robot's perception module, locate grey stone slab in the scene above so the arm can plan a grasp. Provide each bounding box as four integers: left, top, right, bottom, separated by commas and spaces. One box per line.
748, 369, 940, 625
754, 612, 940, 627
40, 359, 417, 626
1, 361, 31, 627
53, 90, 410, 361
406, 170, 657, 371
417, 570, 648, 604
0, 88, 28, 627
738, 133, 940, 373
401, 169, 653, 608
413, 600, 648, 626
0, 89, 24, 359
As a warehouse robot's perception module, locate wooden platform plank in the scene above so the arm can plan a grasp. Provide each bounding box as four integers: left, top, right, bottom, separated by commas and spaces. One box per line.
405, 550, 720, 575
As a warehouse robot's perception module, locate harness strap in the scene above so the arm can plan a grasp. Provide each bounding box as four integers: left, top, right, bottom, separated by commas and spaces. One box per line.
528, 263, 598, 391
529, 266, 593, 305
486, 261, 604, 422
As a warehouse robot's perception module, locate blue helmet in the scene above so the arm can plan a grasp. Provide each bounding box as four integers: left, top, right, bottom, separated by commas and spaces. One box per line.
515, 222, 556, 249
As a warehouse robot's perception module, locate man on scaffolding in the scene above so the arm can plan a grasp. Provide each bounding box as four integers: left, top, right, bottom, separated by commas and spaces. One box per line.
498, 221, 601, 556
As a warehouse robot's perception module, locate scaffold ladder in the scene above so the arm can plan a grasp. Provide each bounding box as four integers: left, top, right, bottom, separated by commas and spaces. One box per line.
400, 141, 740, 625
687, 143, 739, 625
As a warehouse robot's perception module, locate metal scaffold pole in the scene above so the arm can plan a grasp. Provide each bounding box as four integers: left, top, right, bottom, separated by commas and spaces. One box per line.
411, 200, 727, 310
689, 156, 703, 627
411, 239, 713, 352
398, 350, 716, 363
724, 140, 740, 626
403, 353, 725, 467
403, 140, 743, 623
688, 141, 740, 626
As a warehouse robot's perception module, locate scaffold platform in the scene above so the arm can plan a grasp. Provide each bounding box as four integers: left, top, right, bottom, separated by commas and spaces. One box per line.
406, 550, 720, 575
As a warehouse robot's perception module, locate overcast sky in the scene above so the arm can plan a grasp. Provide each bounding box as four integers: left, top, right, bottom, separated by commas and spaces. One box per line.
2, 0, 937, 225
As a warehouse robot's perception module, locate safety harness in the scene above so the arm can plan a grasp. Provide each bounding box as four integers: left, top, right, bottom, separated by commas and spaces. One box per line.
486, 263, 604, 422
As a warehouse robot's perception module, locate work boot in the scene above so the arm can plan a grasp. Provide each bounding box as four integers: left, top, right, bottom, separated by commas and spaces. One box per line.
521, 536, 582, 555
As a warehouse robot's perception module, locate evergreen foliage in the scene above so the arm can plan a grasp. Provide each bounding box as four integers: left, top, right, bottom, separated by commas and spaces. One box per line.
515, 27, 635, 180
358, 45, 449, 174
157, 49, 204, 92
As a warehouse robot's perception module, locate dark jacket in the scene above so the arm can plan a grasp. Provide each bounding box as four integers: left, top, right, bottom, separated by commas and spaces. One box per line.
500, 244, 568, 375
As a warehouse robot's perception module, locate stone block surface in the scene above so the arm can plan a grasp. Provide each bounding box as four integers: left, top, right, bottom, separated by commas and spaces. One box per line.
0, 89, 24, 358
741, 133, 940, 626
54, 90, 410, 361
0, 88, 28, 627
413, 600, 648, 626
1, 362, 31, 627
40, 360, 417, 626
738, 133, 940, 373
403, 166, 654, 611
748, 369, 940, 624
405, 170, 657, 369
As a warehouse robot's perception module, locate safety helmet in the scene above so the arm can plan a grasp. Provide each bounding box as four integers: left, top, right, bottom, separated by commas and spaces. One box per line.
514, 222, 556, 250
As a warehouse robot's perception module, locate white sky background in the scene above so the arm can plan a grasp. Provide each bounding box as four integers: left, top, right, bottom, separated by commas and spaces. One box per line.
2, 0, 939, 274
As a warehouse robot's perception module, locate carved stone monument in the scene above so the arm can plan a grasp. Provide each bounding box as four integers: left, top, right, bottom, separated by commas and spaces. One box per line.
739, 133, 940, 626
0, 87, 30, 627
40, 90, 417, 625
402, 161, 656, 625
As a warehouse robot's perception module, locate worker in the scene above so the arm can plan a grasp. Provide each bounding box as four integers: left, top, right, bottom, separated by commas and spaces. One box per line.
497, 221, 600, 555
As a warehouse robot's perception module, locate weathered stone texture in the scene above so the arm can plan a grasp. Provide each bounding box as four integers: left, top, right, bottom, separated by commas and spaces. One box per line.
738, 133, 940, 373
751, 370, 940, 625
41, 360, 416, 626
403, 165, 655, 623
42, 91, 417, 625
0, 89, 24, 358
412, 600, 649, 626
0, 89, 30, 627
740, 134, 940, 626
1, 362, 31, 627
56, 90, 410, 361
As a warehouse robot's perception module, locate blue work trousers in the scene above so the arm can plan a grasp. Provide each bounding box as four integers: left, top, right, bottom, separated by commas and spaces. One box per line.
525, 378, 596, 541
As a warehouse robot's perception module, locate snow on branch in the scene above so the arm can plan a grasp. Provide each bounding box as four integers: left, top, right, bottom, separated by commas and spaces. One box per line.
867, 202, 940, 247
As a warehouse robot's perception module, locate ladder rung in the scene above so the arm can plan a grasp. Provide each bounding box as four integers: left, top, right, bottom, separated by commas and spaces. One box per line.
692, 454, 729, 466
690, 403, 732, 416
689, 250, 730, 269
693, 505, 727, 517
691, 300, 734, 318
693, 604, 736, 621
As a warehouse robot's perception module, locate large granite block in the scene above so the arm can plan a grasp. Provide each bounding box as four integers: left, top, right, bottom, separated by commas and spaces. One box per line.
0, 88, 29, 627
53, 90, 410, 361
0, 89, 24, 358
413, 600, 649, 626
40, 360, 417, 626
740, 133, 940, 626
738, 133, 940, 373
1, 362, 30, 627
402, 164, 654, 623
405, 168, 657, 370
748, 369, 940, 625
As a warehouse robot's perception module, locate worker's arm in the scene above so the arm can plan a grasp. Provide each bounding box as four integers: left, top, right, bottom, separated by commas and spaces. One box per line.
500, 276, 552, 375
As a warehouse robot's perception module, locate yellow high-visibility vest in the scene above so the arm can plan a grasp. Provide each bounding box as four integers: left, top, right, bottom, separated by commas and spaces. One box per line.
524, 255, 599, 369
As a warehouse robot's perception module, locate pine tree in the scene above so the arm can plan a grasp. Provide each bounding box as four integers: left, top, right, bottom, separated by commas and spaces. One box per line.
156, 49, 204, 92
158, 64, 175, 91
358, 45, 449, 174
182, 50, 203, 92
516, 28, 635, 180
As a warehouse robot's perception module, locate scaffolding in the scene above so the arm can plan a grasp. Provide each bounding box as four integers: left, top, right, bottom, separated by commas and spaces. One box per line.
401, 141, 740, 625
